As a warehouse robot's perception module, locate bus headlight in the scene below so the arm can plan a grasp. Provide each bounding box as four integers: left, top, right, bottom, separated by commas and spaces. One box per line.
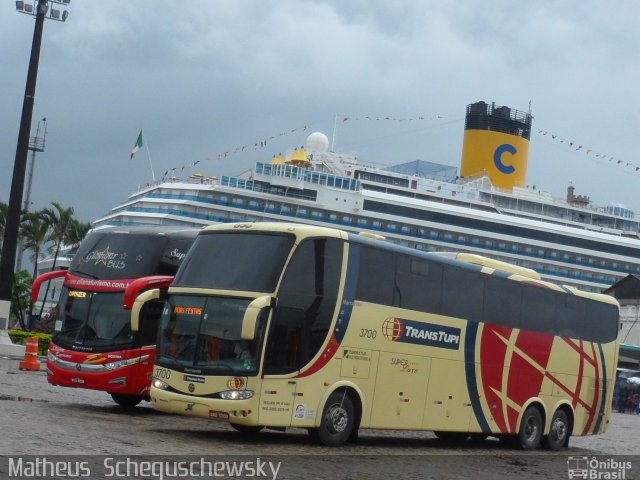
219, 390, 254, 400
104, 354, 150, 371
152, 378, 169, 390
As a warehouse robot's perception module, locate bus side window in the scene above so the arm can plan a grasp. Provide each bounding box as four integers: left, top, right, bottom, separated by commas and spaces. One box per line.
356, 247, 394, 307
440, 266, 484, 321
264, 238, 343, 375
483, 274, 522, 328
394, 255, 442, 312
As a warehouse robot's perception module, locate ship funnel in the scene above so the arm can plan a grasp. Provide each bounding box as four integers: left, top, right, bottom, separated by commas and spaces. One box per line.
460, 101, 533, 190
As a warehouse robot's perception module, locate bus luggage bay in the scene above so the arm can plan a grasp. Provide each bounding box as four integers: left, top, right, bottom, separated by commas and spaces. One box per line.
144, 222, 619, 448
32, 226, 198, 407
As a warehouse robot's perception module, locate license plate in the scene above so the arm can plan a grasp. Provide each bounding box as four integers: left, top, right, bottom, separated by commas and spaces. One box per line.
209, 410, 229, 420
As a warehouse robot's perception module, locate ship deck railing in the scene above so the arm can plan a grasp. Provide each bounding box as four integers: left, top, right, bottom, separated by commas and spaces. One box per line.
120, 202, 637, 284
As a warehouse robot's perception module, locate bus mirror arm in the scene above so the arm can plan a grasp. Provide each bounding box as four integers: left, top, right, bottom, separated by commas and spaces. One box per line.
123, 275, 174, 310
241, 295, 274, 341
31, 270, 68, 303
130, 288, 161, 332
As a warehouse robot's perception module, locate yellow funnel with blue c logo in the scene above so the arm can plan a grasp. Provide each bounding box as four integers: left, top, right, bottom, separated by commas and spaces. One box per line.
460, 102, 532, 190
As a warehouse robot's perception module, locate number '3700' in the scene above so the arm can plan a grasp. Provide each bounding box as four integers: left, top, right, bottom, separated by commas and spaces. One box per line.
359, 329, 377, 339
153, 367, 171, 379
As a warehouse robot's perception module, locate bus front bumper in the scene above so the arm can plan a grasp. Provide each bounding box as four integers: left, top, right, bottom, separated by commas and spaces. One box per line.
150, 385, 258, 425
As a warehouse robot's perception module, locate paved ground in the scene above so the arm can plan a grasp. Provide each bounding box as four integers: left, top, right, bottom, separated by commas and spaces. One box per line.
0, 357, 638, 479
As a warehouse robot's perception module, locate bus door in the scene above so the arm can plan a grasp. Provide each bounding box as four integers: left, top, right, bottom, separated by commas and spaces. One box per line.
131, 300, 165, 392
257, 237, 343, 427
258, 308, 302, 426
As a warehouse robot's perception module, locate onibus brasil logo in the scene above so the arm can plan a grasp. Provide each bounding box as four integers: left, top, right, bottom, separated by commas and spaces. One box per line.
567, 456, 632, 479
382, 317, 460, 350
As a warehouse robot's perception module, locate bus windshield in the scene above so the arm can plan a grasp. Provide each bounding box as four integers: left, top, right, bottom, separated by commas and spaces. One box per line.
54, 287, 133, 350
156, 295, 267, 376
70, 232, 169, 280
173, 232, 295, 291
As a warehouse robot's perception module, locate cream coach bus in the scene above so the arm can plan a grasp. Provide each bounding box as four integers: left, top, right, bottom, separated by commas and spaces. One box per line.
130, 222, 619, 449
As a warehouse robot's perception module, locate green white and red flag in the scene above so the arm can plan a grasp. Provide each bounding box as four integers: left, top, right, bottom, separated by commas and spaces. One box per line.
130, 130, 143, 159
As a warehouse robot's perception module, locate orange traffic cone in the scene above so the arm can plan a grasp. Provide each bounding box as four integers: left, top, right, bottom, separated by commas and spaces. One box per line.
19, 337, 40, 371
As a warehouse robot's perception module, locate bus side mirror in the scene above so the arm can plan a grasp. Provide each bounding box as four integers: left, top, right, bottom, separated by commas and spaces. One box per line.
131, 288, 162, 332
241, 295, 274, 340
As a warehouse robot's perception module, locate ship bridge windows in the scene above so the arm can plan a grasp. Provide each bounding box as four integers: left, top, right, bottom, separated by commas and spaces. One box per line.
355, 170, 410, 188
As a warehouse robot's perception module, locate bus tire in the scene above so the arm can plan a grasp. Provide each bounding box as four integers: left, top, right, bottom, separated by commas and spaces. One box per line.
230, 424, 264, 435
518, 405, 543, 450
544, 408, 570, 450
314, 391, 356, 447
110, 393, 143, 408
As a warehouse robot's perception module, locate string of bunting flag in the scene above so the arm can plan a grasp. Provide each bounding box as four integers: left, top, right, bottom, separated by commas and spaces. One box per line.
156, 114, 462, 181
159, 123, 313, 181
536, 128, 639, 172
340, 114, 445, 122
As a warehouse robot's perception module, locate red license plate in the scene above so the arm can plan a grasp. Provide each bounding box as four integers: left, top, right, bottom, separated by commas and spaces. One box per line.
209, 410, 229, 420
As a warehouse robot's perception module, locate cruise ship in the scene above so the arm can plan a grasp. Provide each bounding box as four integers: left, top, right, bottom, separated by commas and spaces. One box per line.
92, 101, 640, 293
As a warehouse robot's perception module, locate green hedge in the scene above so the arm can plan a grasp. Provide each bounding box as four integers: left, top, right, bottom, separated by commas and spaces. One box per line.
8, 330, 52, 356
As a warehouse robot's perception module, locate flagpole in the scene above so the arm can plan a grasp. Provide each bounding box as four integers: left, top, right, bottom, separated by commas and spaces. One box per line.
331, 113, 338, 152
143, 130, 156, 183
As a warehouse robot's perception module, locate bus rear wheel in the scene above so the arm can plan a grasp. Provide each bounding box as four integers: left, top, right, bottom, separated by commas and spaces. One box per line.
311, 391, 356, 447
518, 405, 543, 450
544, 409, 570, 450
110, 393, 143, 408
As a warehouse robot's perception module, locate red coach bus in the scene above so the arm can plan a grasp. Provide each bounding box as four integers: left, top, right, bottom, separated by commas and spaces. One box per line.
31, 226, 198, 407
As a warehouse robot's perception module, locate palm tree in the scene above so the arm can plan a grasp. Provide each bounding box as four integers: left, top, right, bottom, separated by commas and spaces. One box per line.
38, 202, 75, 320
65, 218, 92, 249
20, 211, 50, 328
42, 201, 75, 270
20, 211, 49, 281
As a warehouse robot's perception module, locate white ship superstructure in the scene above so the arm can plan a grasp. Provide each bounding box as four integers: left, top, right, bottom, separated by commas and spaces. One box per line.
93, 103, 640, 293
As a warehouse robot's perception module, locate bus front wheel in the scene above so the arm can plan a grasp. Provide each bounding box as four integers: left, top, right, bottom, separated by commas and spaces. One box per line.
110, 393, 143, 408
518, 405, 543, 450
311, 391, 357, 447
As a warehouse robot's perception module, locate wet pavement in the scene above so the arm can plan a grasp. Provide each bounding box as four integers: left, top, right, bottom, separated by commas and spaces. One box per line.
0, 356, 638, 479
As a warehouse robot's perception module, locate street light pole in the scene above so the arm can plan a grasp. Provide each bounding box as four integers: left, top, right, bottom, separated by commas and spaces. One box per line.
0, 0, 48, 328
0, 0, 70, 331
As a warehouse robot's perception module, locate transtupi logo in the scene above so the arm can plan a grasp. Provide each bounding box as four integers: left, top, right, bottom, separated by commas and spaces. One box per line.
227, 377, 245, 389
382, 318, 461, 350
382, 317, 405, 341
494, 143, 517, 174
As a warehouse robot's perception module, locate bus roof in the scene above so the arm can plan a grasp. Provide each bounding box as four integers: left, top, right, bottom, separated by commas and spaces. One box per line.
199, 222, 619, 307
90, 225, 201, 239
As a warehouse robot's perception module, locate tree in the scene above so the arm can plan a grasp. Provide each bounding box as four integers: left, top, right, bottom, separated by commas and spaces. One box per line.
38, 202, 75, 320
65, 218, 92, 248
20, 211, 49, 281
11, 270, 32, 330
42, 201, 75, 266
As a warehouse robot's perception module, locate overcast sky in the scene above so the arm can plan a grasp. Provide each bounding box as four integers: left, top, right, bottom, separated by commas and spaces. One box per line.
2, 1, 640, 224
